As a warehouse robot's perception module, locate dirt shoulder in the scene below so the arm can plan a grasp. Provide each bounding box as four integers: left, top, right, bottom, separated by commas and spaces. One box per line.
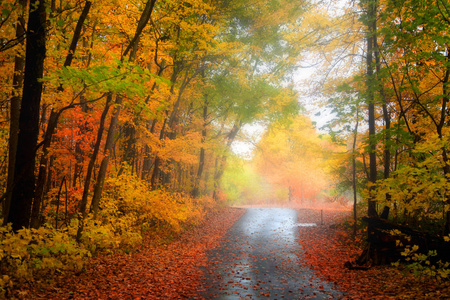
297, 209, 450, 300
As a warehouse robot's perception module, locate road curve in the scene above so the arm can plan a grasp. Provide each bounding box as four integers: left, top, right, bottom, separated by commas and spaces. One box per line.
200, 208, 345, 299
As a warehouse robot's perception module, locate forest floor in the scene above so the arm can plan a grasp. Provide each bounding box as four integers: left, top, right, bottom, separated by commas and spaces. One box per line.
297, 208, 450, 299
11, 205, 450, 299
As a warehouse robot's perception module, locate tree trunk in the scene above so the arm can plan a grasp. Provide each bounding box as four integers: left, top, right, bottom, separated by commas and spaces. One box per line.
192, 99, 208, 197
31, 110, 58, 228
439, 49, 450, 234
150, 66, 181, 189
141, 119, 158, 180
213, 121, 241, 200
365, 0, 378, 218
30, 1, 92, 228
3, 0, 27, 225
90, 96, 121, 218
140, 44, 166, 181
352, 107, 360, 237
73, 23, 96, 188
7, 0, 47, 231
150, 119, 167, 189
76, 94, 112, 242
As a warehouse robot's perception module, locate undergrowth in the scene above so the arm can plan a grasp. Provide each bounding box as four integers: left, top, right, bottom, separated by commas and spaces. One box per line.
0, 170, 218, 297
338, 214, 450, 282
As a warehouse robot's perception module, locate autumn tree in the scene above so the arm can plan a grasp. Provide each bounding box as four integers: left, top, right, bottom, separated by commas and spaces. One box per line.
6, 0, 47, 231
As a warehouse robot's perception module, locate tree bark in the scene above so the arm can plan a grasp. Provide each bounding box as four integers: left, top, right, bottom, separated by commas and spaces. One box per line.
352, 107, 359, 237
76, 94, 112, 242
365, 0, 378, 218
213, 121, 241, 200
150, 67, 180, 190
439, 49, 450, 234
3, 0, 27, 225
73, 22, 96, 188
30, 1, 92, 228
90, 96, 121, 218
141, 118, 158, 180
7, 0, 47, 231
192, 99, 208, 197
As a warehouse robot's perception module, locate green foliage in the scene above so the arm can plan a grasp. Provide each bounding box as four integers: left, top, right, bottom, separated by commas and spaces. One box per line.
44, 61, 169, 99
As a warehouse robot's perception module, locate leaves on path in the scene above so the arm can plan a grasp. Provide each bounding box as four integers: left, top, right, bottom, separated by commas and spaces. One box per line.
12, 207, 245, 299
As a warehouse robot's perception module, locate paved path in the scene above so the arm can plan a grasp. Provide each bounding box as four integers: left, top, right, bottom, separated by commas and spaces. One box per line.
200, 208, 345, 299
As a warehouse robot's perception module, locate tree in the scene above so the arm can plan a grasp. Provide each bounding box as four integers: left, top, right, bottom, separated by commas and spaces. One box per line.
7, 0, 47, 231
3, 0, 27, 225
361, 0, 378, 218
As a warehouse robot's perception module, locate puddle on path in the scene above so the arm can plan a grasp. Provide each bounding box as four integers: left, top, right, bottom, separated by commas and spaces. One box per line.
297, 223, 317, 227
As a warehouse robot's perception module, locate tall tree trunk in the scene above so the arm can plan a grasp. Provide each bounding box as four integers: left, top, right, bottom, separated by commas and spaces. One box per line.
73, 23, 96, 188
7, 0, 47, 231
3, 0, 27, 225
374, 16, 391, 220
141, 118, 158, 180
150, 67, 180, 190
192, 99, 208, 197
30, 1, 92, 228
150, 119, 167, 189
76, 94, 112, 242
140, 44, 166, 181
90, 97, 121, 218
439, 49, 450, 234
31, 110, 59, 228
352, 107, 360, 237
365, 0, 378, 218
213, 121, 241, 200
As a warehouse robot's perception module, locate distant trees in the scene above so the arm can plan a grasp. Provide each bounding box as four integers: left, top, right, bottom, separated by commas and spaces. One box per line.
254, 116, 335, 204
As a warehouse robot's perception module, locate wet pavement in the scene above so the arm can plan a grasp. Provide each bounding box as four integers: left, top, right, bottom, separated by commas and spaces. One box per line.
200, 208, 345, 299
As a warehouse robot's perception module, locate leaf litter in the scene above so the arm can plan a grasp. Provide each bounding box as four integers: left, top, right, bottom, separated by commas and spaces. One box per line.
13, 207, 245, 299
13, 206, 450, 299
297, 208, 450, 299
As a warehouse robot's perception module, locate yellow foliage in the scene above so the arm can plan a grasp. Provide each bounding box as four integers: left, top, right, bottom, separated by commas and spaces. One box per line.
0, 165, 211, 293
373, 133, 450, 221
0, 224, 90, 292
100, 167, 204, 234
